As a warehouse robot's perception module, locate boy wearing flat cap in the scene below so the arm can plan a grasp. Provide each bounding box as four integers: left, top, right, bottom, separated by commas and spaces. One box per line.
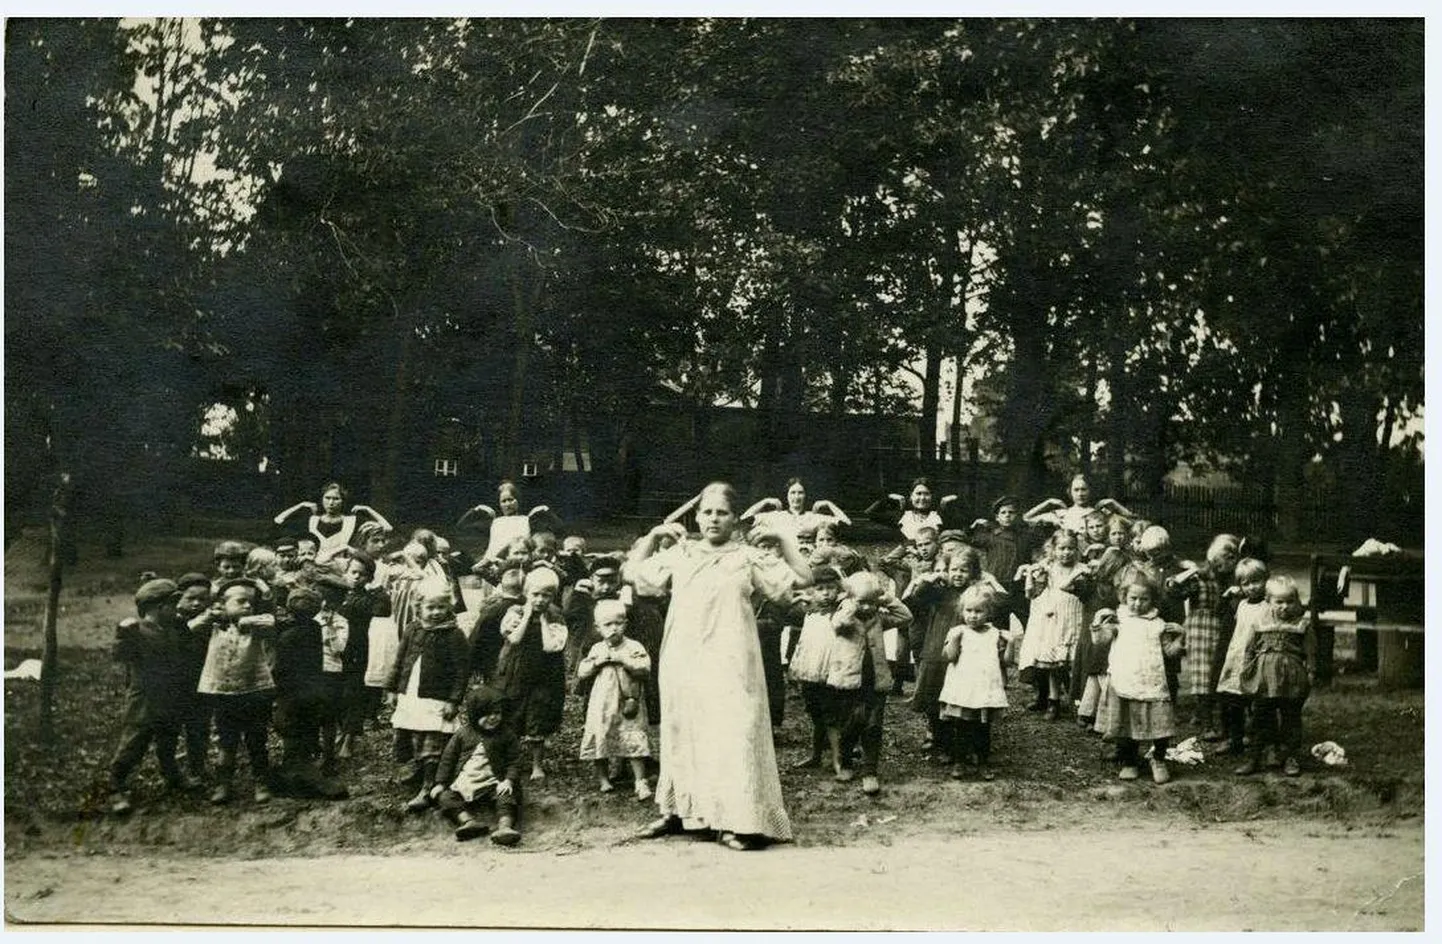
966, 495, 1037, 630
108, 579, 194, 814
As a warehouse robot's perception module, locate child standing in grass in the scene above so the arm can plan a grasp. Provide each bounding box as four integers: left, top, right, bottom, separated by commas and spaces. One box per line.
388, 590, 470, 812
494, 568, 569, 783
194, 577, 278, 805
1213, 558, 1271, 766
108, 579, 194, 814
576, 600, 654, 800
786, 559, 846, 770
1092, 573, 1185, 785
827, 571, 911, 794
938, 584, 1009, 781
1018, 530, 1090, 719
1236, 575, 1313, 777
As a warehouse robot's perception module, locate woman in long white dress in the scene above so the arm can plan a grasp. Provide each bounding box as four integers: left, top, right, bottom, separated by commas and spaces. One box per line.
625, 482, 812, 851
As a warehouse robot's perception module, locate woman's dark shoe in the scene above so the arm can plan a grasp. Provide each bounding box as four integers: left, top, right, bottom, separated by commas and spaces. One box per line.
635, 815, 683, 840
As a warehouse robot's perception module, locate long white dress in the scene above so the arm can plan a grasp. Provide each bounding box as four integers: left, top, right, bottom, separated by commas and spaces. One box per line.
628, 539, 797, 841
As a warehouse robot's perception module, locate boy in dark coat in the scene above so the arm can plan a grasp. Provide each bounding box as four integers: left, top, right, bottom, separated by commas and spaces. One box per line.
108, 579, 193, 814
272, 586, 348, 799
430, 685, 525, 845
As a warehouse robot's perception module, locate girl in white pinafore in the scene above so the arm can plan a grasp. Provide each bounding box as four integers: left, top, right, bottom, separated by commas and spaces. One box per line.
938, 584, 1010, 780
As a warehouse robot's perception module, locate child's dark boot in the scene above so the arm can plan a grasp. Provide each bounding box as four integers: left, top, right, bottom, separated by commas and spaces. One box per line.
490, 814, 521, 846
210, 751, 235, 804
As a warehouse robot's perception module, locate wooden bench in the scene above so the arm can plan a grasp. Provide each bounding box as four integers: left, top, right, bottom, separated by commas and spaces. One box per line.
1308, 553, 1424, 690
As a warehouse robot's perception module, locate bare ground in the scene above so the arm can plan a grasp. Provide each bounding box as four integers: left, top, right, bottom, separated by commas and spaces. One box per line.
5, 819, 1423, 930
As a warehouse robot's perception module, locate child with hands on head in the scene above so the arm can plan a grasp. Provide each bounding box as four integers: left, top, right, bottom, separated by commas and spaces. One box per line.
1237, 575, 1313, 777
193, 576, 278, 805
903, 547, 991, 760
938, 584, 1010, 781
1090, 572, 1186, 785
787, 557, 848, 772
825, 571, 912, 795
1213, 557, 1271, 767
494, 567, 569, 783
1017, 530, 1091, 720
386, 589, 470, 812
576, 599, 654, 800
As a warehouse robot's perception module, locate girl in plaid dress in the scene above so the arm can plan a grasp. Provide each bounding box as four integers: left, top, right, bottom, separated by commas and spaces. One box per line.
1179, 534, 1240, 740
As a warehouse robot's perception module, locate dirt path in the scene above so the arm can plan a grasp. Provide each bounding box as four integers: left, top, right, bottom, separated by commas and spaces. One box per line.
6, 820, 1422, 930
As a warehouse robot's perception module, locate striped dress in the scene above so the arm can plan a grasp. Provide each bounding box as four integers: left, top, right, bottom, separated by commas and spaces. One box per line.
1179, 571, 1224, 697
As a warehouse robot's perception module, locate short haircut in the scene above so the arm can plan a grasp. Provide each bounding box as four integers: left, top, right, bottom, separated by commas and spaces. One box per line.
914, 526, 939, 541
1206, 534, 1241, 566
1265, 574, 1300, 603
1119, 569, 1161, 602
593, 599, 628, 624
346, 549, 377, 581
1234, 557, 1268, 583
523, 567, 560, 593
841, 571, 883, 603
1138, 525, 1172, 555
958, 583, 997, 615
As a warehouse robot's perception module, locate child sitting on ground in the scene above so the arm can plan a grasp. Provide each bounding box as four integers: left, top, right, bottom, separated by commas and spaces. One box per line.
575, 599, 654, 800
108, 579, 194, 814
430, 685, 524, 845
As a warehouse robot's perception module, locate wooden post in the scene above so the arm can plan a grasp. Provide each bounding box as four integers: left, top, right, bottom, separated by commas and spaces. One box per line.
39, 472, 72, 743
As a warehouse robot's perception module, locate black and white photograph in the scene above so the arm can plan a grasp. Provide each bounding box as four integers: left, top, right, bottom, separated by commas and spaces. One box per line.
2, 14, 1426, 930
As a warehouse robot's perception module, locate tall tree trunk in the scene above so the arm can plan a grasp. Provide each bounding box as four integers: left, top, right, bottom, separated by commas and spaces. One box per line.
39, 472, 71, 744
919, 344, 942, 465
1272, 356, 1310, 544
1104, 338, 1129, 503
949, 353, 966, 466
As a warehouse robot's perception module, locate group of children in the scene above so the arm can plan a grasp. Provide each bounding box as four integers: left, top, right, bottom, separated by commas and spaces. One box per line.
104, 475, 1318, 845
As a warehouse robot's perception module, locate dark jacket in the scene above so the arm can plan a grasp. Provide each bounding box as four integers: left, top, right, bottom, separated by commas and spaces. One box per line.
274, 614, 328, 702
387, 619, 470, 704
435, 723, 524, 788
336, 585, 391, 678
469, 592, 521, 684
114, 614, 184, 712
